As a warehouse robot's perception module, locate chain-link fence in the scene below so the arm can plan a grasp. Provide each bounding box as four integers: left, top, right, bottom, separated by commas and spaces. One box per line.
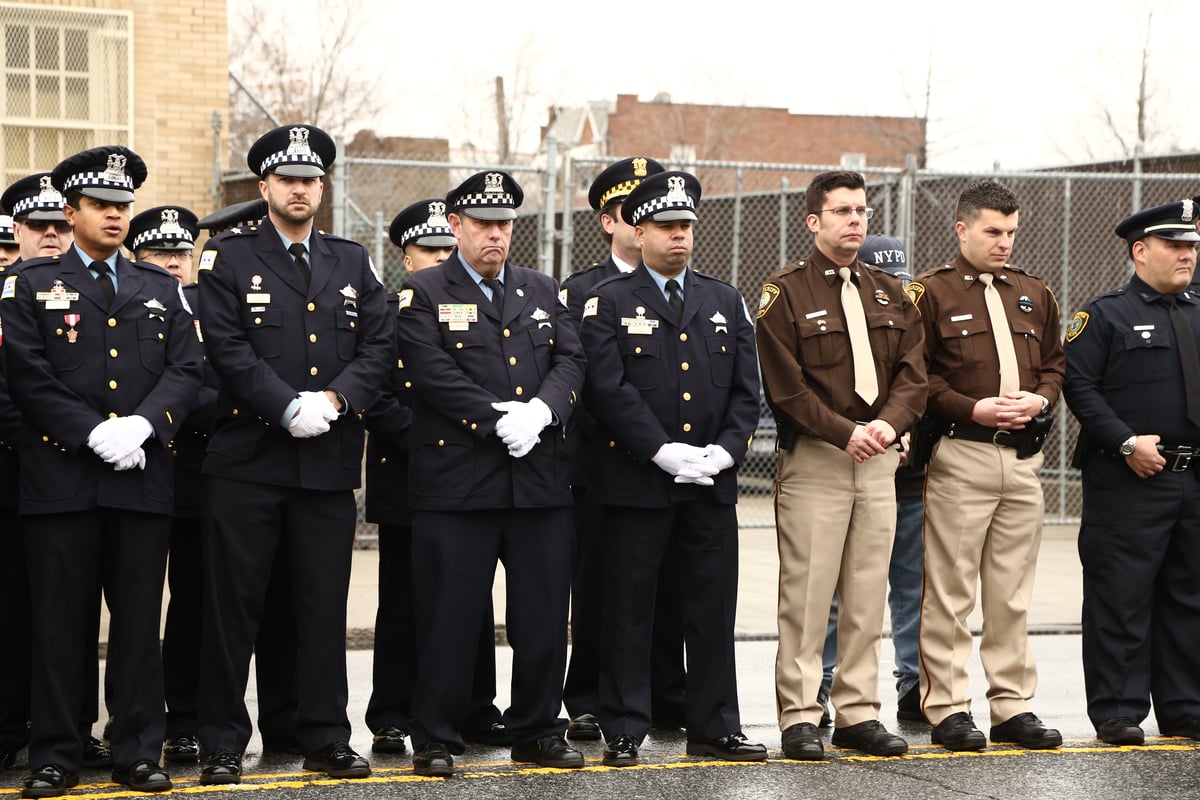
220, 140, 1200, 530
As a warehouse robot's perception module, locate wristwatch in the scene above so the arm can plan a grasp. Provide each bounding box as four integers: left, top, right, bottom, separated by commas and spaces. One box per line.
1119, 435, 1137, 456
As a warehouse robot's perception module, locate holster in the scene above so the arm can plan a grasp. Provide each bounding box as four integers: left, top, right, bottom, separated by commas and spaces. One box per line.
777, 419, 797, 452
906, 413, 945, 470
1013, 413, 1054, 460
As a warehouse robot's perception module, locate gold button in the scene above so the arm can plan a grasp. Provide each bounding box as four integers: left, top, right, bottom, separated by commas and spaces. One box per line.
683, 423, 692, 432
232, 408, 239, 415
41, 435, 49, 442
461, 419, 468, 426
108, 380, 117, 389
456, 342, 464, 349
350, 321, 356, 329
681, 362, 689, 371
356, 412, 364, 421
55, 328, 63, 336
503, 329, 511, 337
109, 348, 118, 358
680, 333, 688, 342
471, 423, 478, 430
404, 381, 412, 389
254, 317, 262, 325
309, 333, 317, 343
108, 412, 118, 418
310, 367, 318, 376
549, 338, 554, 345
438, 439, 445, 446
107, 318, 116, 327
307, 302, 316, 311
683, 392, 692, 401
158, 332, 164, 340
508, 356, 517, 366
635, 346, 642, 354
515, 386, 524, 396
721, 345, 727, 352
380, 457, 388, 465
609, 440, 616, 447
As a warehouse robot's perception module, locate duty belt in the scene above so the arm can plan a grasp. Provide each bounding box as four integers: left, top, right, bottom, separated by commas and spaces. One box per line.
945, 422, 1017, 448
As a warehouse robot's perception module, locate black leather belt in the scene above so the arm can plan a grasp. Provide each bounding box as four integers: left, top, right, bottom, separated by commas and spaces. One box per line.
1160, 445, 1200, 472
945, 422, 1018, 448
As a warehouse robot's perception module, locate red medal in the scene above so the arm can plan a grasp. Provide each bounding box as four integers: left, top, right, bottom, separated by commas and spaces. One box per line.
64, 313, 81, 343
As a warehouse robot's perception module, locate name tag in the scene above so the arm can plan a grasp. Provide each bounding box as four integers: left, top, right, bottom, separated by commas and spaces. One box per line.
246, 292, 271, 304
1132, 324, 1155, 331
950, 313, 974, 322
439, 303, 478, 331
805, 309, 827, 320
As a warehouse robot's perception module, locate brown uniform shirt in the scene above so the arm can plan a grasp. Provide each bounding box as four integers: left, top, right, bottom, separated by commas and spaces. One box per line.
908, 254, 1066, 423
755, 248, 928, 449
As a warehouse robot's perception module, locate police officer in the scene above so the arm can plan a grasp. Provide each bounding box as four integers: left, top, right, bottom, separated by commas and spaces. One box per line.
395, 171, 586, 777
580, 170, 766, 767
2, 146, 203, 796
757, 171, 925, 761
559, 157, 687, 740
195, 124, 389, 784
909, 180, 1064, 752
0, 214, 18, 267
364, 199, 508, 755
1064, 200, 1200, 745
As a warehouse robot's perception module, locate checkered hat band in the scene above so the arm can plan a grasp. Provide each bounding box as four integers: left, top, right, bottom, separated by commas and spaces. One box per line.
598, 179, 640, 209
0, 216, 12, 236
631, 195, 695, 225
11, 196, 63, 217
402, 222, 453, 243
260, 150, 325, 173
62, 171, 134, 193
456, 191, 514, 208
132, 228, 195, 250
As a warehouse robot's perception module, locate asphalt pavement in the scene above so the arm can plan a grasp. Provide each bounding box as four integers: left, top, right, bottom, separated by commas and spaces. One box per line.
12, 501, 1200, 799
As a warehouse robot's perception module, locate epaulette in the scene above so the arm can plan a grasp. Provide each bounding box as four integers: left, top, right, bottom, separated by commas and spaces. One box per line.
691, 269, 737, 290
1002, 263, 1029, 275
765, 259, 807, 282
561, 261, 607, 286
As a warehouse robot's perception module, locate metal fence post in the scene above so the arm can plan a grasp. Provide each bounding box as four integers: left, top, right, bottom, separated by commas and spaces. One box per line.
779, 177, 789, 268
333, 136, 347, 238
540, 133, 558, 276
561, 155, 575, 276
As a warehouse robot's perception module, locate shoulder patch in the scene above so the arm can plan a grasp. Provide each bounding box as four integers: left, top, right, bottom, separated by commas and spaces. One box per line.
905, 281, 925, 306
397, 288, 414, 310
1065, 310, 1089, 343
198, 250, 216, 271
582, 296, 599, 319
1, 275, 16, 300
558, 287, 568, 307
757, 283, 781, 318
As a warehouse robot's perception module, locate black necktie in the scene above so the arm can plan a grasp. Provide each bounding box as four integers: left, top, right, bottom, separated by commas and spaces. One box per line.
92, 261, 115, 307
288, 242, 311, 287
666, 278, 683, 320
482, 277, 504, 313
1166, 295, 1200, 428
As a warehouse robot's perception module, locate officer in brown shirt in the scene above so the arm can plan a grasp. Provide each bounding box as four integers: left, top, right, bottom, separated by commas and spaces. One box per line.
756, 171, 926, 760
907, 179, 1066, 752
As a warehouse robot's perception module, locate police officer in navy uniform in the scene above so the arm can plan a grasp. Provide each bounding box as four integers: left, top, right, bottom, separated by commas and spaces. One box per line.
2, 146, 203, 796
1064, 200, 1200, 746
396, 171, 586, 777
579, 171, 767, 766
194, 124, 389, 784
0, 213, 18, 267
364, 199, 508, 755
560, 157, 687, 739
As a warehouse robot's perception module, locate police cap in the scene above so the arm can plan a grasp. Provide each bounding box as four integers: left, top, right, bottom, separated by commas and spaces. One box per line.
446, 171, 523, 221
51, 146, 147, 204
197, 198, 268, 234
858, 234, 911, 282
0, 215, 14, 246
587, 157, 665, 212
1114, 199, 1200, 244
2, 173, 67, 222
125, 206, 199, 253
389, 198, 458, 250
620, 170, 701, 226
247, 124, 335, 178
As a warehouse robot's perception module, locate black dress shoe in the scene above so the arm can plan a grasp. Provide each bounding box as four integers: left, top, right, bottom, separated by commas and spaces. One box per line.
685, 731, 768, 762
81, 735, 113, 768
163, 734, 200, 764
817, 688, 832, 728
566, 713, 602, 741
1160, 716, 1200, 741
303, 741, 371, 779
601, 735, 640, 767
463, 721, 513, 746
199, 750, 243, 785
831, 720, 908, 756
112, 760, 172, 793
897, 685, 924, 722
511, 734, 584, 768
371, 725, 409, 754
1096, 717, 1144, 746
989, 712, 1062, 749
781, 722, 824, 761
21, 764, 78, 799
931, 711, 987, 751
412, 741, 453, 777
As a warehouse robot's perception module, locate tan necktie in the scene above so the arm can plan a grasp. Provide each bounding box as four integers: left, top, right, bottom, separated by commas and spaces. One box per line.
839, 267, 878, 405
978, 272, 1020, 396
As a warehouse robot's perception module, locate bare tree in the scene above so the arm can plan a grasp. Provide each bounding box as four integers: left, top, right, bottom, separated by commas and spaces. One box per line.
455, 33, 547, 163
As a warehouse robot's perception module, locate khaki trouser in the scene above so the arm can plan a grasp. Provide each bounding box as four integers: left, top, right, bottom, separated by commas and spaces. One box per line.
919, 437, 1045, 726
774, 437, 898, 730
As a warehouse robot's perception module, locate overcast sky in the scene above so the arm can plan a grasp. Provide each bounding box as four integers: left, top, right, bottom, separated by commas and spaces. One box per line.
234, 0, 1197, 171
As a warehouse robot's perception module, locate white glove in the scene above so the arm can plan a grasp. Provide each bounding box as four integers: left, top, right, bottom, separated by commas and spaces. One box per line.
492, 398, 552, 448
288, 392, 335, 438
673, 470, 715, 486
113, 448, 146, 471
703, 444, 736, 472
87, 415, 153, 463
507, 431, 540, 459
652, 442, 719, 478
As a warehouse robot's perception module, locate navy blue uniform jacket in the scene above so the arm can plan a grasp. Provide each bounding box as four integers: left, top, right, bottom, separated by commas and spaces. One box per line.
579, 265, 760, 508
395, 254, 584, 511
364, 291, 414, 525
196, 219, 390, 491
0, 249, 202, 515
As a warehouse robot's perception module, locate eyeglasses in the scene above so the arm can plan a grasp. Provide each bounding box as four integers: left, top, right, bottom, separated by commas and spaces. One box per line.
21, 219, 71, 233
142, 250, 193, 262
820, 206, 874, 220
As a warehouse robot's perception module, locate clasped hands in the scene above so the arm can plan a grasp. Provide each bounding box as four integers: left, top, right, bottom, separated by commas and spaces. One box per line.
492, 398, 552, 458
652, 442, 735, 486
87, 415, 153, 471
